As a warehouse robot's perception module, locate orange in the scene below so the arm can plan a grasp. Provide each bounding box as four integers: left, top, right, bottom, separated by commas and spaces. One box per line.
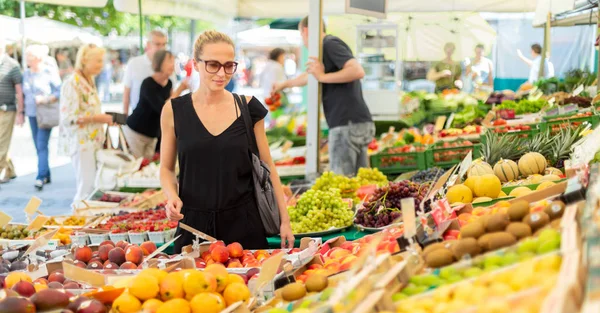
227, 274, 245, 285
139, 268, 168, 284
157, 299, 191, 313
34, 283, 48, 292
205, 264, 229, 292
5, 272, 32, 289
189, 292, 226, 313
129, 275, 159, 301
223, 282, 251, 306
112, 292, 142, 313
160, 272, 184, 301
183, 271, 217, 298
142, 298, 164, 313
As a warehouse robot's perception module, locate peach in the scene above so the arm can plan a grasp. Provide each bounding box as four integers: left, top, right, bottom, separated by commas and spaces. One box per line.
227, 261, 242, 268
108, 247, 126, 265
86, 261, 103, 270
89, 257, 102, 264
244, 261, 260, 268
227, 242, 243, 258
48, 271, 66, 284
308, 264, 323, 270
253, 250, 268, 258
115, 240, 129, 251
34, 278, 48, 285
126, 245, 144, 265
63, 281, 80, 289
290, 248, 301, 253
324, 262, 340, 272
206, 259, 216, 266
120, 262, 137, 270
74, 246, 93, 263
296, 274, 308, 283
100, 240, 115, 248
194, 258, 206, 269
340, 242, 354, 251
140, 241, 157, 256
271, 249, 282, 255
73, 260, 87, 269
98, 245, 112, 262
103, 262, 119, 270
387, 242, 400, 254
201, 251, 212, 262
210, 246, 229, 264
330, 248, 350, 260
12, 281, 35, 297
209, 240, 225, 253
47, 282, 63, 289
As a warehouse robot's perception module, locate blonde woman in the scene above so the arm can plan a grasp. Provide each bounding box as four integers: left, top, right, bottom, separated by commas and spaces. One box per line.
59, 44, 114, 205
160, 31, 294, 252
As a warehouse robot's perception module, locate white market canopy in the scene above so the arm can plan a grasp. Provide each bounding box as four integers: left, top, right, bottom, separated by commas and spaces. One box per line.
113, 0, 234, 25
236, 26, 303, 48
533, 0, 577, 26
1, 15, 102, 47
23, 0, 108, 7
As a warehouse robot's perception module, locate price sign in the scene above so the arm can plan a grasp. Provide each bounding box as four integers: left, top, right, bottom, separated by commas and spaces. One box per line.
401, 198, 416, 239
27, 215, 50, 232
23, 197, 42, 216
458, 151, 473, 180
0, 212, 12, 228
573, 85, 584, 96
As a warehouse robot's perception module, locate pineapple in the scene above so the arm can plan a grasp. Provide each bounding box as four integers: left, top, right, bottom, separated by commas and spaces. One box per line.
523, 129, 553, 160
481, 130, 525, 165
549, 126, 584, 168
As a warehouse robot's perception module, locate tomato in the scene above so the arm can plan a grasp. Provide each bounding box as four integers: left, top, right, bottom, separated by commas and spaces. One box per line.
265, 97, 273, 105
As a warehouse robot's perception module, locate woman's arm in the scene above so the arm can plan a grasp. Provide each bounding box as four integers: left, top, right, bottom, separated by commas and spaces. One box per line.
251, 99, 294, 248
171, 79, 189, 99
426, 67, 451, 82
487, 61, 494, 88
160, 100, 183, 221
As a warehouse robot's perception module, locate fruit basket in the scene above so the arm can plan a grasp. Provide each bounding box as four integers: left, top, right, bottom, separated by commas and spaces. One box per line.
370, 145, 428, 175
426, 140, 481, 169
541, 111, 599, 133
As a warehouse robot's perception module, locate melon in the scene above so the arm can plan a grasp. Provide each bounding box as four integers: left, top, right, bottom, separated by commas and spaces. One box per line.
467, 161, 494, 177
498, 191, 508, 198
473, 174, 502, 198
463, 176, 479, 194
473, 197, 493, 204
541, 174, 561, 182
493, 159, 519, 182
527, 174, 544, 185
545, 167, 563, 176
447, 184, 473, 204
518, 152, 547, 176
536, 181, 556, 191
509, 187, 533, 198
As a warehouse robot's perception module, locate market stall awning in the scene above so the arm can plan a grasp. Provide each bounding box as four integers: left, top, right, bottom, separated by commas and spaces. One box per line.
113, 0, 233, 25
24, 0, 108, 7
533, 0, 577, 26
1, 15, 102, 47
236, 25, 302, 48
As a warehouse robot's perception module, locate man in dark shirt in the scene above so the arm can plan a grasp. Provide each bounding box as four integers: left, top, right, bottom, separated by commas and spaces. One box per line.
0, 38, 24, 183
274, 17, 374, 177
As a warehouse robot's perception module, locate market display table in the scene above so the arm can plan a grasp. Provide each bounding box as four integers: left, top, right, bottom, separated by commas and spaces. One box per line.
267, 228, 370, 248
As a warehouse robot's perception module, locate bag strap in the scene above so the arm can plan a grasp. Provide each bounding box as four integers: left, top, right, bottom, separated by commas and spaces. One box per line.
102, 126, 113, 150
233, 93, 259, 156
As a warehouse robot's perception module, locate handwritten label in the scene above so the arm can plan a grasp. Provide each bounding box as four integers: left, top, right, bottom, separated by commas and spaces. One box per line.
434, 116, 447, 132
0, 212, 12, 228
573, 85, 584, 96
254, 252, 285, 294
23, 197, 42, 215
458, 151, 473, 180
23, 228, 58, 256
27, 215, 50, 232
401, 198, 416, 239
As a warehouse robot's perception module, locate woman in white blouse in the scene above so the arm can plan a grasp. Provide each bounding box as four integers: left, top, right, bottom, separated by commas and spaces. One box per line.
59, 44, 114, 205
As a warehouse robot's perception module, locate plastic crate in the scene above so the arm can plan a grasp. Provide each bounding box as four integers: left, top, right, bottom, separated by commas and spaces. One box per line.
480, 126, 539, 145
370, 147, 428, 175
541, 113, 599, 133
426, 142, 481, 169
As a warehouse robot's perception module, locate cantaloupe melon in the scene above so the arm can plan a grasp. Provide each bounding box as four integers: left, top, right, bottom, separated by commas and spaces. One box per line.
527, 174, 544, 185
473, 197, 493, 204
493, 159, 519, 182
473, 174, 502, 198
518, 152, 547, 176
545, 167, 563, 176
509, 187, 533, 198
467, 161, 494, 178
536, 181, 556, 191
541, 174, 561, 182
447, 184, 473, 204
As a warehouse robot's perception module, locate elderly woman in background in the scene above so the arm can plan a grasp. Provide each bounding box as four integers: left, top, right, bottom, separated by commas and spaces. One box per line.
59, 44, 114, 205
427, 42, 463, 93
23, 45, 62, 190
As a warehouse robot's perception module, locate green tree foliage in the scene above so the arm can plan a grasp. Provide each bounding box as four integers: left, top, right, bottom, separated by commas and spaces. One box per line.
0, 0, 214, 36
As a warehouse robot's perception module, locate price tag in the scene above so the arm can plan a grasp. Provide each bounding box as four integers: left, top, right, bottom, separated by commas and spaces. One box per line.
562, 104, 578, 114
23, 197, 43, 215
548, 97, 556, 105
434, 116, 447, 132
254, 251, 285, 294
458, 151, 473, 179
179, 223, 217, 242
573, 85, 584, 96
143, 235, 181, 264
445, 113, 455, 129
401, 198, 416, 239
27, 215, 50, 231
63, 261, 106, 287
0, 212, 12, 228
23, 228, 58, 256
482, 111, 495, 127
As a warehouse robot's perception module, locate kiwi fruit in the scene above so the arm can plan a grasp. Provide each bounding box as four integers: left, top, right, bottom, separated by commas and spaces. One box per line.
505, 222, 532, 240
281, 282, 307, 301
460, 221, 485, 239
485, 213, 510, 233
544, 200, 565, 220
305, 274, 328, 292
523, 211, 550, 232
477, 233, 494, 251
486, 232, 517, 250
422, 242, 446, 259
451, 238, 481, 259
425, 248, 455, 268
508, 200, 530, 221
479, 215, 491, 229
550, 218, 562, 229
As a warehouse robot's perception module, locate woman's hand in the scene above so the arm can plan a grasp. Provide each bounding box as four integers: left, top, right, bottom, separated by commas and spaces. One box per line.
166, 197, 184, 222
280, 222, 295, 249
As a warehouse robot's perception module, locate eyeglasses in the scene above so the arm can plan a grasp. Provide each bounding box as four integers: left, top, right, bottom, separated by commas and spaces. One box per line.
197, 59, 238, 74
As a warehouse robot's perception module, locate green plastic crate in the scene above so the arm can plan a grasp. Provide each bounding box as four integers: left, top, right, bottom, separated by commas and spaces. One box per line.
370, 148, 428, 175
541, 114, 599, 133
426, 142, 482, 169
480, 126, 539, 146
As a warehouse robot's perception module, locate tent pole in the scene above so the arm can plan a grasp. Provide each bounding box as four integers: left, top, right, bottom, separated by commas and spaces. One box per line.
539, 12, 551, 80
597, 12, 600, 90
138, 0, 144, 54
19, 0, 26, 70
305, 0, 323, 179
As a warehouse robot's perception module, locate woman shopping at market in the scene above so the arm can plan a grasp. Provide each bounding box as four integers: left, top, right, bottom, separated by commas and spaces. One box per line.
123, 50, 188, 159
427, 42, 463, 93
465, 44, 494, 92
59, 44, 115, 206
22, 45, 62, 191
160, 30, 295, 252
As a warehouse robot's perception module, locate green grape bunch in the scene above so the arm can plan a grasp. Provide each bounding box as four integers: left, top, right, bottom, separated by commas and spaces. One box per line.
311, 171, 360, 201
356, 168, 388, 187
287, 189, 354, 234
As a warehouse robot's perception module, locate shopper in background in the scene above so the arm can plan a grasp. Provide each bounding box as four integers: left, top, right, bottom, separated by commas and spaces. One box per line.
161, 30, 294, 252
123, 50, 188, 159
23, 45, 62, 190
273, 17, 374, 177
0, 37, 24, 184
122, 30, 168, 115
517, 43, 554, 84
59, 44, 114, 206
427, 42, 463, 93
260, 48, 286, 99
56, 50, 74, 80
466, 44, 494, 91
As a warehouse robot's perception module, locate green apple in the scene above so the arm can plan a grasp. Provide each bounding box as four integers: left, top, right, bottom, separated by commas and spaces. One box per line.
537, 238, 561, 254
501, 252, 519, 266
517, 238, 539, 255
464, 267, 483, 278
439, 267, 459, 280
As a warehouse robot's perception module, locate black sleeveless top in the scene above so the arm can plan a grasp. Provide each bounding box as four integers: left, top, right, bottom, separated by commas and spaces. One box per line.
171, 93, 269, 252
